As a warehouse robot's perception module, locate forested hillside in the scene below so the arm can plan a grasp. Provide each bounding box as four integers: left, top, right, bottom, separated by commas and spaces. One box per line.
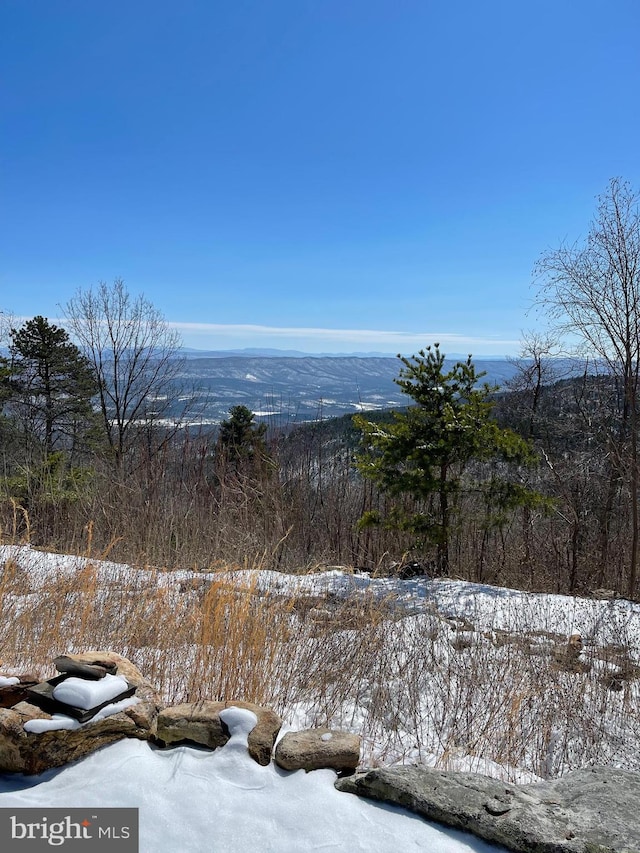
0, 304, 637, 600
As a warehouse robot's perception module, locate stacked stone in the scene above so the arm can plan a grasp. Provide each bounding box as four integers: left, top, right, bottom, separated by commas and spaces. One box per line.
0, 651, 361, 776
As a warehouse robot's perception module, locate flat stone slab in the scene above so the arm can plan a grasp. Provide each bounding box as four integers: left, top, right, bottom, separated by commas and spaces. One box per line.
275, 729, 361, 772
336, 764, 640, 852
53, 655, 117, 680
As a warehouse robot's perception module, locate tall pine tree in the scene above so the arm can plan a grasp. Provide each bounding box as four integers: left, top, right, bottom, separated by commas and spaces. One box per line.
215, 405, 269, 476
9, 316, 97, 455
355, 344, 539, 574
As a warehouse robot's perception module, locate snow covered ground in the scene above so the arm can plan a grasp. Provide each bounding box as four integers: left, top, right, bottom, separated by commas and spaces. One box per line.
0, 542, 639, 849
2, 543, 637, 648
0, 706, 506, 852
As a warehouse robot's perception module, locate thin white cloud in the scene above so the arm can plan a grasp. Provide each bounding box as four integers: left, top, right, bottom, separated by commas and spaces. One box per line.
15, 315, 519, 354
168, 321, 519, 352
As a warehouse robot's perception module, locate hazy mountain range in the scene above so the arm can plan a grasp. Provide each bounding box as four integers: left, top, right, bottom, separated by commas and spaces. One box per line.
178, 353, 522, 424
179, 347, 512, 360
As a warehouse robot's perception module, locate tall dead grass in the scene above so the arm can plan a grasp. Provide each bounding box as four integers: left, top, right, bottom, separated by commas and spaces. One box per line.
1, 543, 638, 781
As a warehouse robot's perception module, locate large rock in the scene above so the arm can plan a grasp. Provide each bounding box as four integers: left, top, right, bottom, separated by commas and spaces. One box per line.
0, 651, 162, 775
0, 700, 151, 776
275, 729, 361, 772
336, 764, 640, 853
155, 700, 281, 766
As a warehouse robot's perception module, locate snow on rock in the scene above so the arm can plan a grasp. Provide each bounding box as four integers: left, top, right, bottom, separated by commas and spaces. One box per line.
24, 714, 82, 733
0, 677, 20, 687
23, 697, 141, 733
155, 700, 281, 766
53, 674, 129, 710
91, 696, 141, 721
218, 706, 258, 745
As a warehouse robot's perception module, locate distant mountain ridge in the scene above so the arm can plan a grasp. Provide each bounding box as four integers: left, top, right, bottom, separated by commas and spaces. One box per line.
178, 347, 512, 360
179, 347, 410, 359
178, 355, 522, 424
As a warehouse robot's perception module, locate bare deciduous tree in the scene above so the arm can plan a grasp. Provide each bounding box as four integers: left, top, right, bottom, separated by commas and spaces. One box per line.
0, 311, 14, 348
535, 178, 640, 598
505, 331, 562, 440
64, 279, 185, 468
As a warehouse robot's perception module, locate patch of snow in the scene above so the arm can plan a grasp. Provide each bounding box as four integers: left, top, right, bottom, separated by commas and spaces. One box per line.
23, 697, 140, 733
0, 738, 507, 852
91, 696, 141, 721
353, 402, 382, 411
53, 674, 130, 710
24, 714, 81, 733
0, 676, 20, 687
219, 706, 257, 744
439, 749, 542, 785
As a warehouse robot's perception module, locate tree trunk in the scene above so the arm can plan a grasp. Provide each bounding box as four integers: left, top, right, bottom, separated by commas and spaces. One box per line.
438, 463, 449, 575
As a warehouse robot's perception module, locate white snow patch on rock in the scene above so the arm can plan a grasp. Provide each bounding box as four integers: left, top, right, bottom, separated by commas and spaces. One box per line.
53, 674, 129, 710
91, 696, 140, 721
24, 715, 82, 733
23, 696, 140, 733
219, 706, 258, 745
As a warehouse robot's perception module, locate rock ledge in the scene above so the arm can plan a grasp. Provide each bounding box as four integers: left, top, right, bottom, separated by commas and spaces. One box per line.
336, 764, 640, 853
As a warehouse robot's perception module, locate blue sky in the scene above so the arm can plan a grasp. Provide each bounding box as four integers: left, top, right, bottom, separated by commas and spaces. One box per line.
2, 0, 639, 355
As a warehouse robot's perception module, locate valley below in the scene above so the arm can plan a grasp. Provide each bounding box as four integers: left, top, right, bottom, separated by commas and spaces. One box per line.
177, 355, 521, 424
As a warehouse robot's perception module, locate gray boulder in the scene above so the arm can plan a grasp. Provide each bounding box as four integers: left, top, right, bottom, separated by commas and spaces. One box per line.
155, 700, 282, 766
336, 764, 640, 853
275, 729, 361, 772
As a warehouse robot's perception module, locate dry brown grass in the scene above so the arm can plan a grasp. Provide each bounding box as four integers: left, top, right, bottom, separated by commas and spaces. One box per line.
1, 537, 639, 780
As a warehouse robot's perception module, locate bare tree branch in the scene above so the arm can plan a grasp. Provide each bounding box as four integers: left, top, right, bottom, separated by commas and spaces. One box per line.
534, 178, 640, 598
64, 279, 187, 468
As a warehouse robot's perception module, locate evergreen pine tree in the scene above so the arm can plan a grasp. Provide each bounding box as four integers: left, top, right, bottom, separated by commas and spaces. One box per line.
215, 405, 269, 475
354, 344, 540, 574
9, 316, 98, 455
